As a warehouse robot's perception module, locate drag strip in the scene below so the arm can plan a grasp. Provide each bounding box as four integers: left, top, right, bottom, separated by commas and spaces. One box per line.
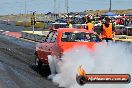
0, 34, 58, 88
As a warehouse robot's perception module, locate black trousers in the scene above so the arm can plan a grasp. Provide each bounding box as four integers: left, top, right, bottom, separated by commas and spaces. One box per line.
102, 38, 113, 43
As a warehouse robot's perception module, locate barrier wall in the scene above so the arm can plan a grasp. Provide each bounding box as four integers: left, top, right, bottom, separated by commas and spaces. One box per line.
16, 21, 23, 26
16, 21, 45, 28
21, 31, 49, 42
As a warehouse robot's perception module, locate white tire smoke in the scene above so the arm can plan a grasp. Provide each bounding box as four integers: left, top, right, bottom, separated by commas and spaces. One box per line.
51, 42, 132, 88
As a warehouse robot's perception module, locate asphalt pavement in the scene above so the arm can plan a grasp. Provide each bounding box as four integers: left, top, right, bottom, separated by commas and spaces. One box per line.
0, 24, 58, 88
0, 23, 24, 32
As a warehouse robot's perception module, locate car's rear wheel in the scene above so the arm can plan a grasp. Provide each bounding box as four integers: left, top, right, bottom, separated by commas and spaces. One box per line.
35, 56, 43, 69
43, 65, 51, 76
35, 56, 51, 76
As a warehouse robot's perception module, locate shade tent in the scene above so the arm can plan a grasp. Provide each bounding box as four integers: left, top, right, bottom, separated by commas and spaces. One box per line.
102, 12, 117, 16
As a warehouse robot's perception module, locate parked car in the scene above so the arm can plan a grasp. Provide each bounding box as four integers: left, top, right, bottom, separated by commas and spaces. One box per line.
123, 26, 132, 36
115, 25, 125, 35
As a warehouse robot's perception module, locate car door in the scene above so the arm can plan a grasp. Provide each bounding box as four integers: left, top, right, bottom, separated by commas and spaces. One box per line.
45, 31, 59, 57
50, 31, 60, 57
43, 31, 55, 55
37, 31, 55, 63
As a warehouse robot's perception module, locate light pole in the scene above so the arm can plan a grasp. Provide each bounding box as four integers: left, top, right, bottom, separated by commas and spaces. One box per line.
54, 0, 56, 13
25, 0, 27, 15
24, 0, 27, 26
53, 0, 57, 20
109, 0, 111, 12
30, 11, 36, 33
58, 0, 61, 17
65, 0, 69, 20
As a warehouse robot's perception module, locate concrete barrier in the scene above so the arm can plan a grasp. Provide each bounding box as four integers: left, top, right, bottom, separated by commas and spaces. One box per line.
34, 34, 46, 42
114, 38, 132, 42
16, 21, 23, 26
114, 35, 132, 39
23, 22, 31, 27
15, 21, 45, 28
21, 31, 49, 42
34, 22, 44, 28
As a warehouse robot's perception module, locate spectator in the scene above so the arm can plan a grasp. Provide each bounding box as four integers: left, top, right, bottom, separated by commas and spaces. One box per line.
100, 17, 115, 43
86, 20, 94, 31
68, 21, 73, 28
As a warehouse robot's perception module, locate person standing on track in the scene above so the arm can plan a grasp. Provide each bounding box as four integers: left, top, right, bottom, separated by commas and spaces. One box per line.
100, 17, 115, 43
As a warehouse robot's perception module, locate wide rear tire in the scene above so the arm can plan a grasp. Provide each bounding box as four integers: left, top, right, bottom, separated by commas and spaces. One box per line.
35, 56, 51, 76
35, 56, 43, 70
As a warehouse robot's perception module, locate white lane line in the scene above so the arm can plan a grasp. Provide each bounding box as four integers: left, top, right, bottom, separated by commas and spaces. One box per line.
20, 38, 37, 44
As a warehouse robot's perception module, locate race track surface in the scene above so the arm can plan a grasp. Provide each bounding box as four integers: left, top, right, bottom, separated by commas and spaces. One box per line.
0, 34, 58, 88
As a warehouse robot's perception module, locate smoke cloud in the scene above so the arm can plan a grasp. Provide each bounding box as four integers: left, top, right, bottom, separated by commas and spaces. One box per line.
52, 42, 132, 88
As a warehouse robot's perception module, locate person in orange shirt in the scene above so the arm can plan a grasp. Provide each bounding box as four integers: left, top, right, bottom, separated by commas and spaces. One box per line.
86, 20, 94, 31
100, 17, 115, 43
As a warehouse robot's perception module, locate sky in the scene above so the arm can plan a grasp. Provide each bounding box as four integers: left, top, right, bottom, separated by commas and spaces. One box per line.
0, 0, 132, 15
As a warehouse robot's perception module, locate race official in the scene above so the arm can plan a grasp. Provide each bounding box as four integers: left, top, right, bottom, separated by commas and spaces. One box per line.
100, 18, 115, 43
86, 20, 94, 31
68, 21, 73, 28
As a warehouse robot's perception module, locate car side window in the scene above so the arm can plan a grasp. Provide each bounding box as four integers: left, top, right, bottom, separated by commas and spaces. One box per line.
45, 31, 54, 42
51, 32, 57, 43
90, 33, 102, 42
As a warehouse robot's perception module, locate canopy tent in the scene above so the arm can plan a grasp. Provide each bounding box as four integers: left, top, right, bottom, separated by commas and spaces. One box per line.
102, 12, 117, 16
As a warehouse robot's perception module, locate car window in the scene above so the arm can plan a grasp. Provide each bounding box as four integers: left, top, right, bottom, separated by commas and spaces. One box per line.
45, 31, 54, 42
128, 28, 132, 35
61, 32, 101, 42
51, 32, 57, 43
